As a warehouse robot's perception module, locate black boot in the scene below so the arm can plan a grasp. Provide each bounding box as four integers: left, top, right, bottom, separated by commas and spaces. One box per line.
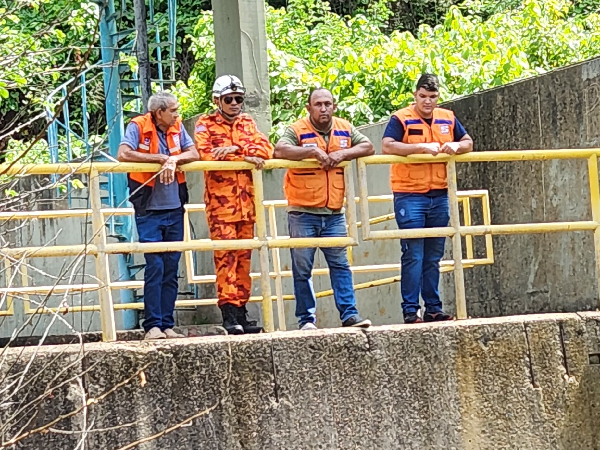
236, 305, 264, 334
219, 304, 244, 335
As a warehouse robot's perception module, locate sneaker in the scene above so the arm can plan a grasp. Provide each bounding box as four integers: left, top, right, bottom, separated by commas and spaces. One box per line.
342, 315, 371, 328
403, 313, 423, 324
300, 322, 318, 331
423, 311, 454, 322
145, 327, 166, 340
164, 328, 185, 339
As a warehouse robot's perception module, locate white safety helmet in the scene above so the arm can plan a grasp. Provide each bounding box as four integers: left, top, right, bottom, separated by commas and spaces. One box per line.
212, 75, 246, 98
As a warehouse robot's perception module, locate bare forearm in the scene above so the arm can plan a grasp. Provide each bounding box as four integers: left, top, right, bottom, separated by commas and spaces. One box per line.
338, 142, 374, 161
172, 146, 200, 165
273, 143, 317, 161
456, 136, 473, 154
117, 145, 166, 163
381, 140, 424, 156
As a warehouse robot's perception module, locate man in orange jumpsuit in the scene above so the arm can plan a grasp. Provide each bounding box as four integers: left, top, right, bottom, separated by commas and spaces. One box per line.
194, 75, 273, 335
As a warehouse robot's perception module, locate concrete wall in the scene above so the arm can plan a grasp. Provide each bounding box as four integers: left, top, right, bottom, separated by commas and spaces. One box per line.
3, 313, 600, 449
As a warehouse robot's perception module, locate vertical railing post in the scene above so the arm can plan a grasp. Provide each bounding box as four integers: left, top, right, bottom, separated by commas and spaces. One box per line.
462, 197, 474, 259
356, 158, 371, 241
447, 159, 467, 319
81, 73, 91, 157
251, 168, 274, 332
344, 162, 359, 243
268, 204, 286, 331
481, 192, 495, 263
587, 155, 600, 310
90, 168, 117, 341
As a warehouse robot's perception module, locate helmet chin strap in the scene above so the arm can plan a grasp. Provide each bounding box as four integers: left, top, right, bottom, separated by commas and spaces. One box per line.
217, 98, 243, 121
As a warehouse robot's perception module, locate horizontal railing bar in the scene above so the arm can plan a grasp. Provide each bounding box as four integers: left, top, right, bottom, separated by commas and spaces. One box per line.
0, 160, 349, 176
459, 222, 599, 235
370, 227, 456, 240
5, 221, 588, 259
4, 149, 600, 176
0, 208, 135, 220
0, 245, 97, 258
0, 258, 494, 297
360, 149, 600, 165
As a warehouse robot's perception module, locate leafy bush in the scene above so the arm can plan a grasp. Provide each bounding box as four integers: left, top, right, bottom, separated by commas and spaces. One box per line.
178, 0, 600, 138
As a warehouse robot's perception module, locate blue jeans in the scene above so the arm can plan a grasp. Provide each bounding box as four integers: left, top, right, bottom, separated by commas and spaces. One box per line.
288, 212, 359, 326
135, 208, 184, 332
394, 193, 449, 316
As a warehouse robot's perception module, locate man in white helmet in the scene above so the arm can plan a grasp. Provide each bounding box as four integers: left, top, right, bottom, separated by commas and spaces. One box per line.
194, 75, 273, 335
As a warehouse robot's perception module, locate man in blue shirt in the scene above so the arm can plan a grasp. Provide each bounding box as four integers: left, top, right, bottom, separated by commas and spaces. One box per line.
117, 91, 199, 340
382, 74, 473, 324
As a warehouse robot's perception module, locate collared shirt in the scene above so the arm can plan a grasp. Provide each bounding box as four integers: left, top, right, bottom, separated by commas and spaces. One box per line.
278, 121, 369, 215
122, 122, 194, 210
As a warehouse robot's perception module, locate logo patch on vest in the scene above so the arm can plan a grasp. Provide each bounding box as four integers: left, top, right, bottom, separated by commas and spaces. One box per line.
144, 137, 150, 145
195, 124, 207, 133
302, 143, 318, 148
340, 139, 349, 148
440, 125, 450, 135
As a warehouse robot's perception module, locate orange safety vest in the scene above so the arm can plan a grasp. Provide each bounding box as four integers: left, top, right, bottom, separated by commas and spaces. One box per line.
390, 105, 455, 193
128, 112, 186, 186
195, 111, 273, 222
284, 116, 352, 210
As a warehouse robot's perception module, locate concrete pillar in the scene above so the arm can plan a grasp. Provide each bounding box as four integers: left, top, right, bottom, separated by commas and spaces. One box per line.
212, 0, 272, 133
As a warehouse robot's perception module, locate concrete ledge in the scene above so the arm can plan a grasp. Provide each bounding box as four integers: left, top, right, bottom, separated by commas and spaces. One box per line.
2, 313, 600, 449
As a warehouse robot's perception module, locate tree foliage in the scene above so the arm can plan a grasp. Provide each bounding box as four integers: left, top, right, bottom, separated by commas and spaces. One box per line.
172, 0, 600, 138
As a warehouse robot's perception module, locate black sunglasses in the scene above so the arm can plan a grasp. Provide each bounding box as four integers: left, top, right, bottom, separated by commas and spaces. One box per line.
223, 96, 244, 105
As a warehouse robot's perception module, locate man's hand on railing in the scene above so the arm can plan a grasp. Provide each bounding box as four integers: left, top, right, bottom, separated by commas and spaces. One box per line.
420, 143, 441, 156
440, 142, 461, 155
312, 148, 331, 168
244, 156, 265, 170
159, 156, 177, 185
322, 151, 345, 170
212, 146, 240, 160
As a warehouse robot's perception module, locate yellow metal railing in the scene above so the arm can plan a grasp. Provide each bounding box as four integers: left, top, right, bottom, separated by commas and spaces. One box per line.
3, 149, 595, 341
357, 149, 600, 320
0, 160, 357, 340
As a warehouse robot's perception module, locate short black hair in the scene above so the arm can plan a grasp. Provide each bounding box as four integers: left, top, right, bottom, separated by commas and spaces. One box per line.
415, 74, 439, 92
307, 87, 333, 105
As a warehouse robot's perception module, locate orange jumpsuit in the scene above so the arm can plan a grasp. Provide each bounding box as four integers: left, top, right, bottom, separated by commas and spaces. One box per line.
194, 111, 273, 307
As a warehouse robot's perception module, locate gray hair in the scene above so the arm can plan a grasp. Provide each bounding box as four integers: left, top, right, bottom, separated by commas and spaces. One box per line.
148, 91, 177, 112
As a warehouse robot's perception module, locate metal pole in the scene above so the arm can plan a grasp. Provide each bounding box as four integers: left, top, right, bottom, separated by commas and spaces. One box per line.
447, 159, 467, 319
344, 162, 359, 243
133, 0, 152, 111
268, 204, 286, 331
587, 155, 600, 310
462, 197, 474, 259
80, 73, 90, 157
252, 168, 274, 332
90, 168, 117, 341
99, 0, 137, 329
356, 158, 372, 240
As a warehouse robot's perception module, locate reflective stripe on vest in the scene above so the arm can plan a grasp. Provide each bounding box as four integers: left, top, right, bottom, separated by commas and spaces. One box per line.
284, 116, 351, 209
128, 113, 185, 187
390, 105, 455, 193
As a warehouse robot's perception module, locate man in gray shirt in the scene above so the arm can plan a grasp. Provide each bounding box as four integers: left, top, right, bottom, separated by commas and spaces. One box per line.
117, 92, 199, 340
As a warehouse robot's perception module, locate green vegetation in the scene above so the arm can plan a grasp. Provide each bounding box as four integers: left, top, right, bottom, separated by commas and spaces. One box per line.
173, 0, 600, 138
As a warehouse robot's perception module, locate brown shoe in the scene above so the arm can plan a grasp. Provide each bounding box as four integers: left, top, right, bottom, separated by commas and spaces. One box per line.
164, 328, 185, 339
145, 327, 166, 340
